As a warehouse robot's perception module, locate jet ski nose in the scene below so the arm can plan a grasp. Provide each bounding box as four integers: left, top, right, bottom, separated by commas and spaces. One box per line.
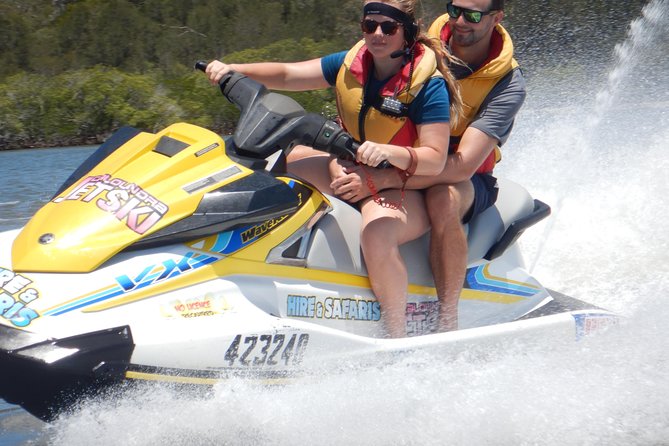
0, 324, 134, 421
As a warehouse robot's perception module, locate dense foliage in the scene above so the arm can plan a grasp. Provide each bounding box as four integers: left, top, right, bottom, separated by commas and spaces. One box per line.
0, 0, 362, 149
2, 0, 651, 149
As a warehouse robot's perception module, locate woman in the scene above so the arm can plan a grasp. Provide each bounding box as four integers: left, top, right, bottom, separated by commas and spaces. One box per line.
206, 0, 462, 337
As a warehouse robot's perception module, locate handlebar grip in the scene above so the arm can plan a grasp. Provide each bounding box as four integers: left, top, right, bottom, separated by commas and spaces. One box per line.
194, 60, 208, 72
311, 121, 393, 169
348, 140, 360, 157
347, 141, 391, 169
348, 142, 390, 168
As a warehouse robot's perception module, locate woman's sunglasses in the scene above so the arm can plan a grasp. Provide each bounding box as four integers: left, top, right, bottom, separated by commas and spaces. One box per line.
361, 19, 402, 36
446, 3, 496, 24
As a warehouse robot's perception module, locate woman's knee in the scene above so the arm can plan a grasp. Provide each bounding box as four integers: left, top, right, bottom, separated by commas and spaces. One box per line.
286, 153, 333, 193
360, 219, 396, 253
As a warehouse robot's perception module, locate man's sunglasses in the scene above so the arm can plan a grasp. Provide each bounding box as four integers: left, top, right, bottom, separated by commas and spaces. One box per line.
361, 19, 402, 36
446, 3, 496, 24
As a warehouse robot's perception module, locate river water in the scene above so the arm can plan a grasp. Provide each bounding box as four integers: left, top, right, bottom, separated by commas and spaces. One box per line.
1, 0, 668, 444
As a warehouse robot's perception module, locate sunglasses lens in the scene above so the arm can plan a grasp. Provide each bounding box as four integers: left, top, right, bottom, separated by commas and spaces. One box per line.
361, 19, 400, 35
446, 3, 484, 23
446, 3, 460, 19
380, 21, 400, 35
464, 10, 483, 23
361, 19, 377, 33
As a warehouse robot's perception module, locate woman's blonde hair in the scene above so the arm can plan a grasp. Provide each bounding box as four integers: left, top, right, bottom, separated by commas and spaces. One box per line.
365, 0, 464, 124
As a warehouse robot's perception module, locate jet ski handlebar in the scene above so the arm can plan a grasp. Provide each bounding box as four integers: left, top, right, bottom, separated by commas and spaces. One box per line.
195, 60, 387, 166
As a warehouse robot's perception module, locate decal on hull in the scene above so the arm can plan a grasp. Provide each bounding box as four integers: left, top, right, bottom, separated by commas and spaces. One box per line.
406, 300, 439, 336
224, 333, 309, 367
160, 293, 233, 319
190, 215, 292, 255
0, 267, 40, 327
44, 251, 221, 316
466, 264, 541, 297
573, 312, 618, 340
287, 294, 381, 321
53, 174, 169, 234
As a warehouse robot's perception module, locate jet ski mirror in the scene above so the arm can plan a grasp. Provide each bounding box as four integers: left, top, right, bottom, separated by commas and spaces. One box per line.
195, 60, 360, 162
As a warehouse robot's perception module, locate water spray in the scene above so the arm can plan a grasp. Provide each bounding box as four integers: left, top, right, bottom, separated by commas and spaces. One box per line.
528, 0, 669, 273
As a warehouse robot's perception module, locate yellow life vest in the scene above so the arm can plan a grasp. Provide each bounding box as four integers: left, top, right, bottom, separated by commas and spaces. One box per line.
335, 40, 441, 146
428, 16, 519, 172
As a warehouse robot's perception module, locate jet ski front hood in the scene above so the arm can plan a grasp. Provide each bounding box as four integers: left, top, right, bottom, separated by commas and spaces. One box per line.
10, 123, 254, 273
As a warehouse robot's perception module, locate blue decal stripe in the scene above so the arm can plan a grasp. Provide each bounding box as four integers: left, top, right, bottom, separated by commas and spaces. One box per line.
116, 275, 136, 291
190, 254, 219, 268
221, 229, 246, 253
134, 280, 157, 291
467, 266, 538, 297
474, 267, 537, 296
45, 286, 125, 316
43, 252, 222, 316
211, 232, 233, 253
49, 289, 126, 315
133, 265, 155, 285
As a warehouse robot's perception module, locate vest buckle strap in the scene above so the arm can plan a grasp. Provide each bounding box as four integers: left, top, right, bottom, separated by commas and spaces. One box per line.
376, 96, 409, 118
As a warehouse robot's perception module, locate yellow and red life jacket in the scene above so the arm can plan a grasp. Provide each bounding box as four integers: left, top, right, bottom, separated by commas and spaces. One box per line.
335, 40, 441, 147
428, 16, 519, 173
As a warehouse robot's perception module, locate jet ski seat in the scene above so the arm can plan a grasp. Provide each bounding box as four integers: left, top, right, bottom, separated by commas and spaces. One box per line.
304, 178, 537, 287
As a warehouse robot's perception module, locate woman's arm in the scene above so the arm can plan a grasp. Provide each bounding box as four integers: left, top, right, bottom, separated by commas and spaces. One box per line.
205, 59, 329, 91
355, 121, 450, 176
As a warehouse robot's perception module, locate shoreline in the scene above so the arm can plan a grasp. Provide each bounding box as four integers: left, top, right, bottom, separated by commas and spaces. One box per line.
0, 136, 105, 152
0, 123, 235, 152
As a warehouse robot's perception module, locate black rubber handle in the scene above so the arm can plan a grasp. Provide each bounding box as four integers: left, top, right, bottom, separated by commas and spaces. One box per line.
195, 59, 392, 170
345, 140, 391, 169
194, 60, 208, 72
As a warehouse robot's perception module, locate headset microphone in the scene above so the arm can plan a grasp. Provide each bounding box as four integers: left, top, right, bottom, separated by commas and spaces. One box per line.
390, 49, 407, 59
390, 42, 416, 59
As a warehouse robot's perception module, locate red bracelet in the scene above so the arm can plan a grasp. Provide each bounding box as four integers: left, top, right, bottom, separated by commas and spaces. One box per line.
363, 146, 417, 211
397, 145, 417, 181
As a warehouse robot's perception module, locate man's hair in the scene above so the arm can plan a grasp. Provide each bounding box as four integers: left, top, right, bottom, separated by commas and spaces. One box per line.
490, 0, 504, 10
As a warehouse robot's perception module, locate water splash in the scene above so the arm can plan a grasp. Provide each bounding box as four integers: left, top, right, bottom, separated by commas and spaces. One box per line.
588, 0, 669, 128
523, 0, 669, 275
43, 318, 669, 446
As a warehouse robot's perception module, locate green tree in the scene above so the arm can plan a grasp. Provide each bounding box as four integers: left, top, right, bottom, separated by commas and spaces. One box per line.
0, 0, 385, 148
31, 0, 158, 73
0, 67, 189, 149
0, 6, 31, 79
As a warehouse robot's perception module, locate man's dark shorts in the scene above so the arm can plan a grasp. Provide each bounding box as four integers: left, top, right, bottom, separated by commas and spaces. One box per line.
463, 173, 499, 224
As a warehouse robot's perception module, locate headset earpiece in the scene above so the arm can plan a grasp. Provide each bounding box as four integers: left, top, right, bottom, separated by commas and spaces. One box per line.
407, 21, 419, 43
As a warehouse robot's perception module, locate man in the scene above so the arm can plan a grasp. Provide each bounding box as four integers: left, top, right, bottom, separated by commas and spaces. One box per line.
330, 0, 526, 331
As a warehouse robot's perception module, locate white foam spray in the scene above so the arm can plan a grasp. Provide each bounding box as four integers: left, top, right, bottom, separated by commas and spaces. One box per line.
517, 0, 669, 279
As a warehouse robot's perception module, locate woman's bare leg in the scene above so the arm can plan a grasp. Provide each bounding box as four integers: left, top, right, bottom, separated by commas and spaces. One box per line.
360, 190, 429, 337
286, 145, 334, 193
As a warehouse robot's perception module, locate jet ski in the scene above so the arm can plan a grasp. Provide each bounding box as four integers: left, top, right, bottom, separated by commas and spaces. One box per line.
0, 63, 618, 421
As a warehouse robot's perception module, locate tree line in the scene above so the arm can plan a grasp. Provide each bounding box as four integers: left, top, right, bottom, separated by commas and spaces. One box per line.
5, 0, 587, 149
0, 0, 366, 149
0, 0, 642, 150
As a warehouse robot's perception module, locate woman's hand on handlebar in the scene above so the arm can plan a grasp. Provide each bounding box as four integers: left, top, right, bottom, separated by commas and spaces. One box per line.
355, 141, 396, 168
205, 60, 234, 86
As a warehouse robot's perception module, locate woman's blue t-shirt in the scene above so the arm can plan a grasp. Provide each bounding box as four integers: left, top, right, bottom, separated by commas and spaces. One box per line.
320, 51, 451, 125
